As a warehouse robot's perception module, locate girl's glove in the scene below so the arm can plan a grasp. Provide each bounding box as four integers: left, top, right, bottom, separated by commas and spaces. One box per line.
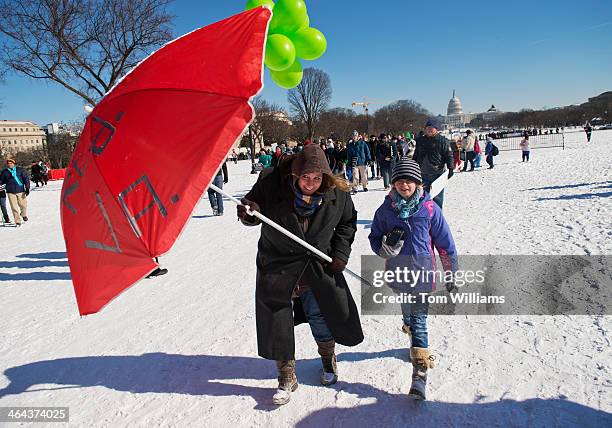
378, 235, 404, 259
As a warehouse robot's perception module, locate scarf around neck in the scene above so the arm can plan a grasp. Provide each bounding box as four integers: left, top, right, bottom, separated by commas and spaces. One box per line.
9, 167, 23, 187
289, 177, 323, 217
390, 187, 423, 220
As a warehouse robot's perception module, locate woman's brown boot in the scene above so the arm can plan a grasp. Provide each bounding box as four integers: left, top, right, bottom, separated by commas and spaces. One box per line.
272, 360, 298, 405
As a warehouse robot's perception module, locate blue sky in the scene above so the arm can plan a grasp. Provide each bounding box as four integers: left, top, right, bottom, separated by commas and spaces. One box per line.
1, 0, 611, 125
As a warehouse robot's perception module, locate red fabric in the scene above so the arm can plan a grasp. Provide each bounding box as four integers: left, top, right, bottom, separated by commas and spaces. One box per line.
49, 169, 66, 180
60, 7, 271, 315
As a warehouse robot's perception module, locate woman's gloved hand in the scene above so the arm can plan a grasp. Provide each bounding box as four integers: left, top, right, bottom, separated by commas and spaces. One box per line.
326, 257, 347, 274
237, 198, 260, 225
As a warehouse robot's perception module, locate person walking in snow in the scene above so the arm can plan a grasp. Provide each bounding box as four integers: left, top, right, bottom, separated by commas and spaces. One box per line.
207, 160, 228, 216
0, 183, 10, 224
237, 144, 363, 406
0, 159, 30, 226
461, 130, 476, 172
450, 137, 462, 171
412, 118, 454, 208
584, 123, 593, 142
368, 159, 458, 400
346, 133, 372, 194
31, 162, 44, 187
367, 135, 380, 180
519, 134, 531, 162
473, 137, 482, 168
42, 161, 50, 185
485, 137, 495, 169
376, 134, 397, 191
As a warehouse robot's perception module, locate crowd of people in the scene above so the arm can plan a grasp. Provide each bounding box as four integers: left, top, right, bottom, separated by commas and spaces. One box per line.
0, 158, 51, 226
252, 117, 504, 209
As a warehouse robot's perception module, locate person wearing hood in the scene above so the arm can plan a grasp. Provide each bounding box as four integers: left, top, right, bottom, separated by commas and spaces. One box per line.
0, 159, 30, 226
368, 159, 457, 400
237, 145, 363, 406
272, 146, 284, 169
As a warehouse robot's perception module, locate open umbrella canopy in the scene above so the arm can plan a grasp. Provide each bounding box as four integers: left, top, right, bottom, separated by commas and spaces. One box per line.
60, 7, 272, 315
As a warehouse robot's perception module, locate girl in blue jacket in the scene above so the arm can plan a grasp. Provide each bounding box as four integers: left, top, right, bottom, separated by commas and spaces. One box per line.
368, 159, 457, 400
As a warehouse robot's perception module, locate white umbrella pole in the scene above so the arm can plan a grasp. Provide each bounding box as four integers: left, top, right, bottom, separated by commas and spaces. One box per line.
209, 183, 371, 286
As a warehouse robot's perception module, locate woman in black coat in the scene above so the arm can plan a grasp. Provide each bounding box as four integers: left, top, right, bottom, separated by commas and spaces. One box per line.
237, 144, 363, 405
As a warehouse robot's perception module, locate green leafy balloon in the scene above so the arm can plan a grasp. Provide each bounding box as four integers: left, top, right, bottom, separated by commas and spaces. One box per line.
290, 27, 326, 60
269, 0, 308, 35
245, 0, 275, 10
270, 59, 303, 89
265, 34, 296, 71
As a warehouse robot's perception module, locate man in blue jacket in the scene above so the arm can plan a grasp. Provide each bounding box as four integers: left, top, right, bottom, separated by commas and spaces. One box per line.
0, 159, 30, 226
346, 133, 371, 194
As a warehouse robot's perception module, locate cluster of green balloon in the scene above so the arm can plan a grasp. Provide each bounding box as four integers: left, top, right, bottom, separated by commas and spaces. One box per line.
246, 0, 327, 89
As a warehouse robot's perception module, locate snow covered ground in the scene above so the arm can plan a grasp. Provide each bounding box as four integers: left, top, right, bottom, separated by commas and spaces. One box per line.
1, 130, 610, 427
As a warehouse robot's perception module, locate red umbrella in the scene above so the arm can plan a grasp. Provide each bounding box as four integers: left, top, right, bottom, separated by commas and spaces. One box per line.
60, 7, 272, 315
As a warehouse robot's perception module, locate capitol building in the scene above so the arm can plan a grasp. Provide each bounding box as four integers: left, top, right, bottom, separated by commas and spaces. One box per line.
440, 90, 502, 129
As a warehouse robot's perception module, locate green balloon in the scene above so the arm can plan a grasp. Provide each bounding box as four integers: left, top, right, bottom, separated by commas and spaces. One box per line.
290, 27, 326, 60
269, 0, 308, 35
265, 34, 296, 71
245, 0, 274, 10
270, 59, 303, 89
301, 14, 309, 29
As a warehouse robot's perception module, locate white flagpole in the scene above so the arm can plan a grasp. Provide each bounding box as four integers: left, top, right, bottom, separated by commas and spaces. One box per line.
209, 183, 372, 286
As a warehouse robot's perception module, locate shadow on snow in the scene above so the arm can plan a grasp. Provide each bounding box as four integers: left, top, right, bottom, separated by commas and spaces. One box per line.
0, 351, 609, 425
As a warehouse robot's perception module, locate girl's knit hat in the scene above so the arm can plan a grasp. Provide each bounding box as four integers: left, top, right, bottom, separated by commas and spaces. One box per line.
391, 159, 422, 184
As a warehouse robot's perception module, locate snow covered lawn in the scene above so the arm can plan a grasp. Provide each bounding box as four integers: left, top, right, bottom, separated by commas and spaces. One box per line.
1, 130, 610, 426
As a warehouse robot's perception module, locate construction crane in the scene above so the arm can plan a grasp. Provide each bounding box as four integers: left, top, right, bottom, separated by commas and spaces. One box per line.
351, 99, 395, 134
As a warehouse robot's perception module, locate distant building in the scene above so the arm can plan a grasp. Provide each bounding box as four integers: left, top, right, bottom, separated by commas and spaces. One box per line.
44, 122, 82, 137
480, 104, 501, 122
440, 91, 502, 129
0, 120, 47, 158
581, 91, 612, 122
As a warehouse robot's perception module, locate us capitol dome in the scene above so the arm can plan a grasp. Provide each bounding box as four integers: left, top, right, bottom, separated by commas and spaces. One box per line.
441, 90, 502, 129
447, 90, 464, 116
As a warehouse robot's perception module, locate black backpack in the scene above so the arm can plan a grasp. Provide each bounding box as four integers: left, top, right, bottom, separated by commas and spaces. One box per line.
492, 144, 499, 156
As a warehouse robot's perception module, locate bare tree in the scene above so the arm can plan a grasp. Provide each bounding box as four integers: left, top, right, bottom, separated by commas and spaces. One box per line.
250, 96, 292, 147
287, 68, 332, 141
317, 108, 367, 142
0, 0, 174, 106
372, 100, 430, 135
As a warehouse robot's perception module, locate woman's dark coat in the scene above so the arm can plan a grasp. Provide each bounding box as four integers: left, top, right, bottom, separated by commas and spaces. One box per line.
244, 157, 364, 360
